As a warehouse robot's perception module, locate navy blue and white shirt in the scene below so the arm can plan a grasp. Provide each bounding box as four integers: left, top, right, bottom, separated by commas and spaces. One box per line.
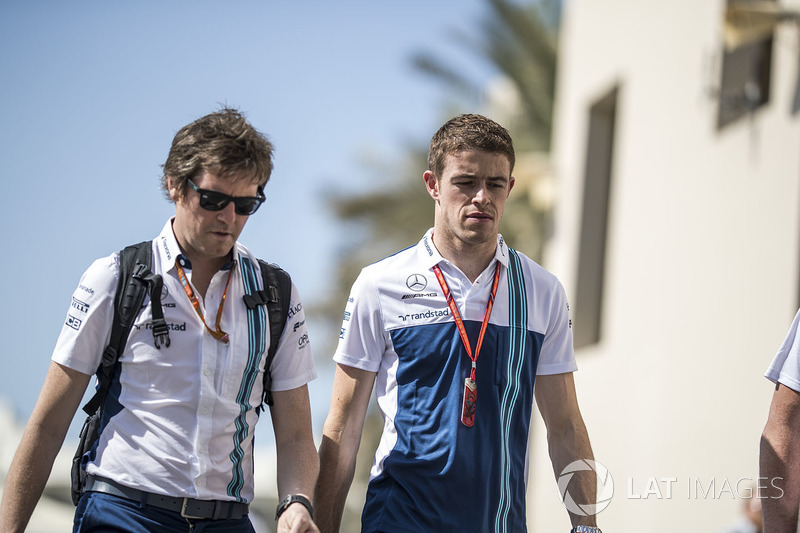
52, 219, 316, 503
334, 229, 577, 532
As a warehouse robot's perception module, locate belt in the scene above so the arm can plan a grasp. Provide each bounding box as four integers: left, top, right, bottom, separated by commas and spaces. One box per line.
84, 475, 249, 520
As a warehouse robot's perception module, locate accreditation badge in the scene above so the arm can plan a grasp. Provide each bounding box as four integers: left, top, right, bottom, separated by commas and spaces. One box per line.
461, 377, 477, 427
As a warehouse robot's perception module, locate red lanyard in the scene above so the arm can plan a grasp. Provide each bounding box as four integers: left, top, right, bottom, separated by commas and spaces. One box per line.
432, 261, 501, 427
175, 260, 233, 344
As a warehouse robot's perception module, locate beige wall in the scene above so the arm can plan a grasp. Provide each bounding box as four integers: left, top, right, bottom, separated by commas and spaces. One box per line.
531, 0, 800, 530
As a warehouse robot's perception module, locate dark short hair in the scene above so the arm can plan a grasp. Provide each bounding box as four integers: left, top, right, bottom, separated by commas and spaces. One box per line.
427, 114, 515, 178
161, 107, 274, 201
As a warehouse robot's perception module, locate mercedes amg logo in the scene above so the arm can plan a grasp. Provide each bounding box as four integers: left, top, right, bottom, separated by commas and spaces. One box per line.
406, 274, 428, 292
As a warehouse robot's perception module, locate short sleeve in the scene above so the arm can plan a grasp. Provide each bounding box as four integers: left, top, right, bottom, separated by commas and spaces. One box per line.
765, 309, 800, 392
51, 254, 119, 375
535, 278, 578, 375
333, 268, 386, 373
268, 282, 317, 391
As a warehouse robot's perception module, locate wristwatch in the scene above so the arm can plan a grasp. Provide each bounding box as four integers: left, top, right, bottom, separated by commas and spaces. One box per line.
571, 527, 602, 533
275, 494, 314, 521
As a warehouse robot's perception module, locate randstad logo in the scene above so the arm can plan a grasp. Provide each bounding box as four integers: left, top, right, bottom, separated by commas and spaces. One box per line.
557, 459, 614, 516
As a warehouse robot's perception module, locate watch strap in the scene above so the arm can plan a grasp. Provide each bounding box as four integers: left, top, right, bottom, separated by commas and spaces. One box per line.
571, 527, 602, 533
275, 494, 314, 521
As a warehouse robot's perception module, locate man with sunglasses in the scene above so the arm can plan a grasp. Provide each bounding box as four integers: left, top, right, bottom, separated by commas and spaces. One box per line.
0, 108, 320, 533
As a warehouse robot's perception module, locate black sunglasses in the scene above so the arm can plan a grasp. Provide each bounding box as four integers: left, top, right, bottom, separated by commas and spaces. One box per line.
187, 179, 265, 215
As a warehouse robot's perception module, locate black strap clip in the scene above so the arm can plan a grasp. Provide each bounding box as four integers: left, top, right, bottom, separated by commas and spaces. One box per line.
150, 318, 171, 349
145, 273, 170, 349
130, 262, 151, 282
243, 285, 279, 310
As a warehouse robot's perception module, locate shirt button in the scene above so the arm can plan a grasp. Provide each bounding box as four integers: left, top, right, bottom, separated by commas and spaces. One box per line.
203, 369, 211, 376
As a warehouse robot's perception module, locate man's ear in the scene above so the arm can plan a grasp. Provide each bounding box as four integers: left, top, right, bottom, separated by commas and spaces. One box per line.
167, 176, 181, 202
508, 176, 516, 197
423, 170, 439, 201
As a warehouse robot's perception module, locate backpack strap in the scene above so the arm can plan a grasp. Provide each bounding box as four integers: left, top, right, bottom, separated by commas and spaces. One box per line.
243, 260, 291, 407
81, 241, 170, 416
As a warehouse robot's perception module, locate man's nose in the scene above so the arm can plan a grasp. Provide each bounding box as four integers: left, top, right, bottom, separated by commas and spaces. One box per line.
217, 200, 238, 222
472, 184, 488, 205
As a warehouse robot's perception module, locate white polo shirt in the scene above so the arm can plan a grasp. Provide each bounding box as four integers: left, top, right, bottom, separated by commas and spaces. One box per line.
53, 219, 316, 503
334, 229, 576, 532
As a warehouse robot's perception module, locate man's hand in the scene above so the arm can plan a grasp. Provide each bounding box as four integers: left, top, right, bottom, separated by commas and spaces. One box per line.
276, 502, 319, 533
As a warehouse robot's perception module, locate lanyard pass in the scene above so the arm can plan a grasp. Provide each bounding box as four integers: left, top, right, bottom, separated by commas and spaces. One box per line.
461, 377, 477, 427
433, 262, 501, 429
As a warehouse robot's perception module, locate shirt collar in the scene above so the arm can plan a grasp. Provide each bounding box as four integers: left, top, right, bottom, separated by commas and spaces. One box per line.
156, 218, 183, 273
417, 228, 510, 272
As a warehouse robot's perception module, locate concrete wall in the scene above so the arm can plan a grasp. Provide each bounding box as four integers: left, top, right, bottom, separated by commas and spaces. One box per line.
529, 0, 800, 530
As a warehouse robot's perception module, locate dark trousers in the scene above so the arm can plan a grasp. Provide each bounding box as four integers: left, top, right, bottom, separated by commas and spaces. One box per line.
74, 491, 257, 532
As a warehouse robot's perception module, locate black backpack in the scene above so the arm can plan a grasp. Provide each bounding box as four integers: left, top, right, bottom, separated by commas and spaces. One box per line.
70, 241, 291, 504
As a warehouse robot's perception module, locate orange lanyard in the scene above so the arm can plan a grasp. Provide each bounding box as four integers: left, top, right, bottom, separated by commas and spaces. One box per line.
175, 260, 233, 344
432, 261, 501, 427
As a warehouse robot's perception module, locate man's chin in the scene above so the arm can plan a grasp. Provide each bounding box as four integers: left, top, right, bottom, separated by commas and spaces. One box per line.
459, 229, 497, 246
200, 243, 235, 261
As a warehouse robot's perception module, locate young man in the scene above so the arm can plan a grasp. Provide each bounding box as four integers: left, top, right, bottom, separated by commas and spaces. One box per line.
315, 114, 600, 533
0, 108, 319, 533
761, 308, 800, 532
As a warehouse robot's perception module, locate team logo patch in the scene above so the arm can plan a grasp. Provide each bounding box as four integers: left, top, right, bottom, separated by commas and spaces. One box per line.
401, 292, 437, 300
78, 284, 94, 296
66, 315, 82, 330
406, 274, 427, 292
298, 333, 309, 349
71, 297, 90, 313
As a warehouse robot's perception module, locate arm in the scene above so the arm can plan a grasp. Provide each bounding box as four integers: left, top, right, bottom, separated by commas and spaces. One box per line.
270, 384, 320, 533
760, 382, 800, 532
0, 361, 91, 533
535, 372, 598, 529
314, 364, 376, 533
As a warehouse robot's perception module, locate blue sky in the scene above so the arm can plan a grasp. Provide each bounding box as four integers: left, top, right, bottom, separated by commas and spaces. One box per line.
0, 2, 497, 443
